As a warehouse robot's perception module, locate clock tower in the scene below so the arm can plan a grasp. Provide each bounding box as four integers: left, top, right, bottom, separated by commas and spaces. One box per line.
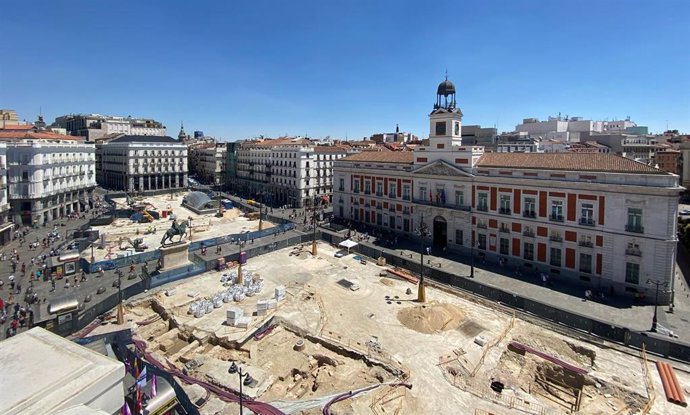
429, 75, 463, 149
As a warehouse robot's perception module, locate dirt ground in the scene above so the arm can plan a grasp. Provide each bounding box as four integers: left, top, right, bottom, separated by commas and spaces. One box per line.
85, 192, 274, 261
112, 242, 690, 415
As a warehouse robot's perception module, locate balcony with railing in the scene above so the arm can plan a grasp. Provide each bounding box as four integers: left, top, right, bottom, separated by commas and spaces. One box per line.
523, 210, 536, 218
499, 207, 511, 215
476, 222, 487, 229
549, 214, 564, 222
523, 229, 535, 238
579, 217, 595, 226
549, 234, 563, 242
499, 226, 510, 233
476, 204, 489, 212
578, 240, 594, 248
413, 198, 471, 212
625, 224, 644, 234
625, 247, 642, 257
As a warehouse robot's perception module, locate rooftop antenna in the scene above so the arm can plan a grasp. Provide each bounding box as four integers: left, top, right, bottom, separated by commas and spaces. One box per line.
445, 69, 448, 81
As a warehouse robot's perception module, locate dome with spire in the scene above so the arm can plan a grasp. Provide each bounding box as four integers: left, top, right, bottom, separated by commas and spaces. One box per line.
437, 79, 456, 96
178, 121, 187, 141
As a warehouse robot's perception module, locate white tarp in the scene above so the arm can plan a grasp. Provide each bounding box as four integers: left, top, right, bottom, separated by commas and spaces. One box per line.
338, 239, 358, 249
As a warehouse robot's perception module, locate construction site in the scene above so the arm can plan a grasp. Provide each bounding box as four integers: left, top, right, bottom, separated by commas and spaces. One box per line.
113, 242, 689, 414
85, 192, 273, 262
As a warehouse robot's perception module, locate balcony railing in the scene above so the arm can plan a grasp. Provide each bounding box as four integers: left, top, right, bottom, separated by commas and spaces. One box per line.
499, 227, 510, 233
578, 241, 594, 248
523, 210, 536, 218
625, 224, 644, 233
549, 214, 564, 222
579, 217, 595, 226
476, 205, 488, 212
477, 223, 487, 229
412, 198, 471, 212
499, 207, 511, 215
625, 247, 642, 257
523, 230, 535, 237
376, 192, 383, 197
388, 193, 396, 199
549, 235, 563, 242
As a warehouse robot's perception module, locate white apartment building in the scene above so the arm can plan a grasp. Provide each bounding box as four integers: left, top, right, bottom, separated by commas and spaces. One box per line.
97, 135, 188, 194
233, 138, 352, 207
0, 142, 11, 243
53, 114, 166, 141
189, 142, 227, 186
0, 131, 96, 225
334, 78, 681, 303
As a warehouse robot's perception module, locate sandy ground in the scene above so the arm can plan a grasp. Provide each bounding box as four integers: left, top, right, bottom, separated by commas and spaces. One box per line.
85, 192, 274, 261
105, 242, 690, 415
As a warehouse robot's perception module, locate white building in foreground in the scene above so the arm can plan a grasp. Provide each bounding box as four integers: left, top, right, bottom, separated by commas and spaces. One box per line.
0, 327, 125, 415
334, 78, 682, 303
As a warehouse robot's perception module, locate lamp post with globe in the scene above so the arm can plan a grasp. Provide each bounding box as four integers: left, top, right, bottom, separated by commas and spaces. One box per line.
228, 361, 254, 415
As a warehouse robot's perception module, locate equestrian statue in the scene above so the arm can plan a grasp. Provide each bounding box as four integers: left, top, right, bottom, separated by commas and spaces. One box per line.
161, 219, 189, 246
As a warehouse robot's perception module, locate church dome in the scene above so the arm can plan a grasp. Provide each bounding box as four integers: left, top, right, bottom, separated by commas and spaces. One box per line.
437, 79, 456, 96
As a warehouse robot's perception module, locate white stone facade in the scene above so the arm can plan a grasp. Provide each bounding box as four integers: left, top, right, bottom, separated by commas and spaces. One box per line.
1, 134, 96, 225
0, 143, 11, 243
98, 136, 188, 194
233, 138, 351, 207
189, 143, 227, 186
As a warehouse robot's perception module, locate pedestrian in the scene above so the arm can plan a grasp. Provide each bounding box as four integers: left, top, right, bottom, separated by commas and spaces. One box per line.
541, 273, 547, 286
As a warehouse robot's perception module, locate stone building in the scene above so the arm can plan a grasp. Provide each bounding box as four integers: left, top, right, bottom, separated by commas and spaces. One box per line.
0, 131, 96, 225
334, 78, 682, 303
188, 142, 227, 186
97, 135, 188, 194
232, 137, 352, 207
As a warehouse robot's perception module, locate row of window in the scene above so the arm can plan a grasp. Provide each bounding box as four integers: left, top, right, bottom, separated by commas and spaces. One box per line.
346, 179, 412, 200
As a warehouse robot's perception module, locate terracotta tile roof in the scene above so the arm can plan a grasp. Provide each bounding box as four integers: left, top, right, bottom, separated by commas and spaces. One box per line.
0, 124, 35, 131
340, 151, 414, 164
477, 152, 665, 174
313, 145, 348, 153
0, 131, 80, 140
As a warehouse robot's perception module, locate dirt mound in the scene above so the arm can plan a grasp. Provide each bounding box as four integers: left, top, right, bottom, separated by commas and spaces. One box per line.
397, 302, 465, 334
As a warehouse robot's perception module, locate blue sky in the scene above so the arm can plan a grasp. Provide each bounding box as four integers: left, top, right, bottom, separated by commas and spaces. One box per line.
1, 0, 689, 140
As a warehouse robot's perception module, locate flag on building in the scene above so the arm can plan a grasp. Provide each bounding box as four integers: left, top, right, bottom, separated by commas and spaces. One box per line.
151, 374, 158, 398
121, 401, 132, 415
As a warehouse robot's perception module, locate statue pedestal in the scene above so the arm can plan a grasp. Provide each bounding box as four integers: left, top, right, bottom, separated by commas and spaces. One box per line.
159, 241, 191, 272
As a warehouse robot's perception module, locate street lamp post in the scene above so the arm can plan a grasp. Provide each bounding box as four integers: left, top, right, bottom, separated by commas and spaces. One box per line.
116, 269, 124, 325
237, 240, 245, 284
415, 213, 430, 303
646, 279, 668, 333
228, 362, 253, 415
311, 197, 318, 256
469, 208, 475, 278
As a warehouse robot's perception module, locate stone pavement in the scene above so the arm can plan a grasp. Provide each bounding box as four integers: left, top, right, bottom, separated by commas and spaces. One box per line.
323, 226, 690, 345
0, 195, 304, 339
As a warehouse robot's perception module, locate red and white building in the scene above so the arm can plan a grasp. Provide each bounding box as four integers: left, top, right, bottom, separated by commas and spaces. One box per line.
333, 78, 682, 302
